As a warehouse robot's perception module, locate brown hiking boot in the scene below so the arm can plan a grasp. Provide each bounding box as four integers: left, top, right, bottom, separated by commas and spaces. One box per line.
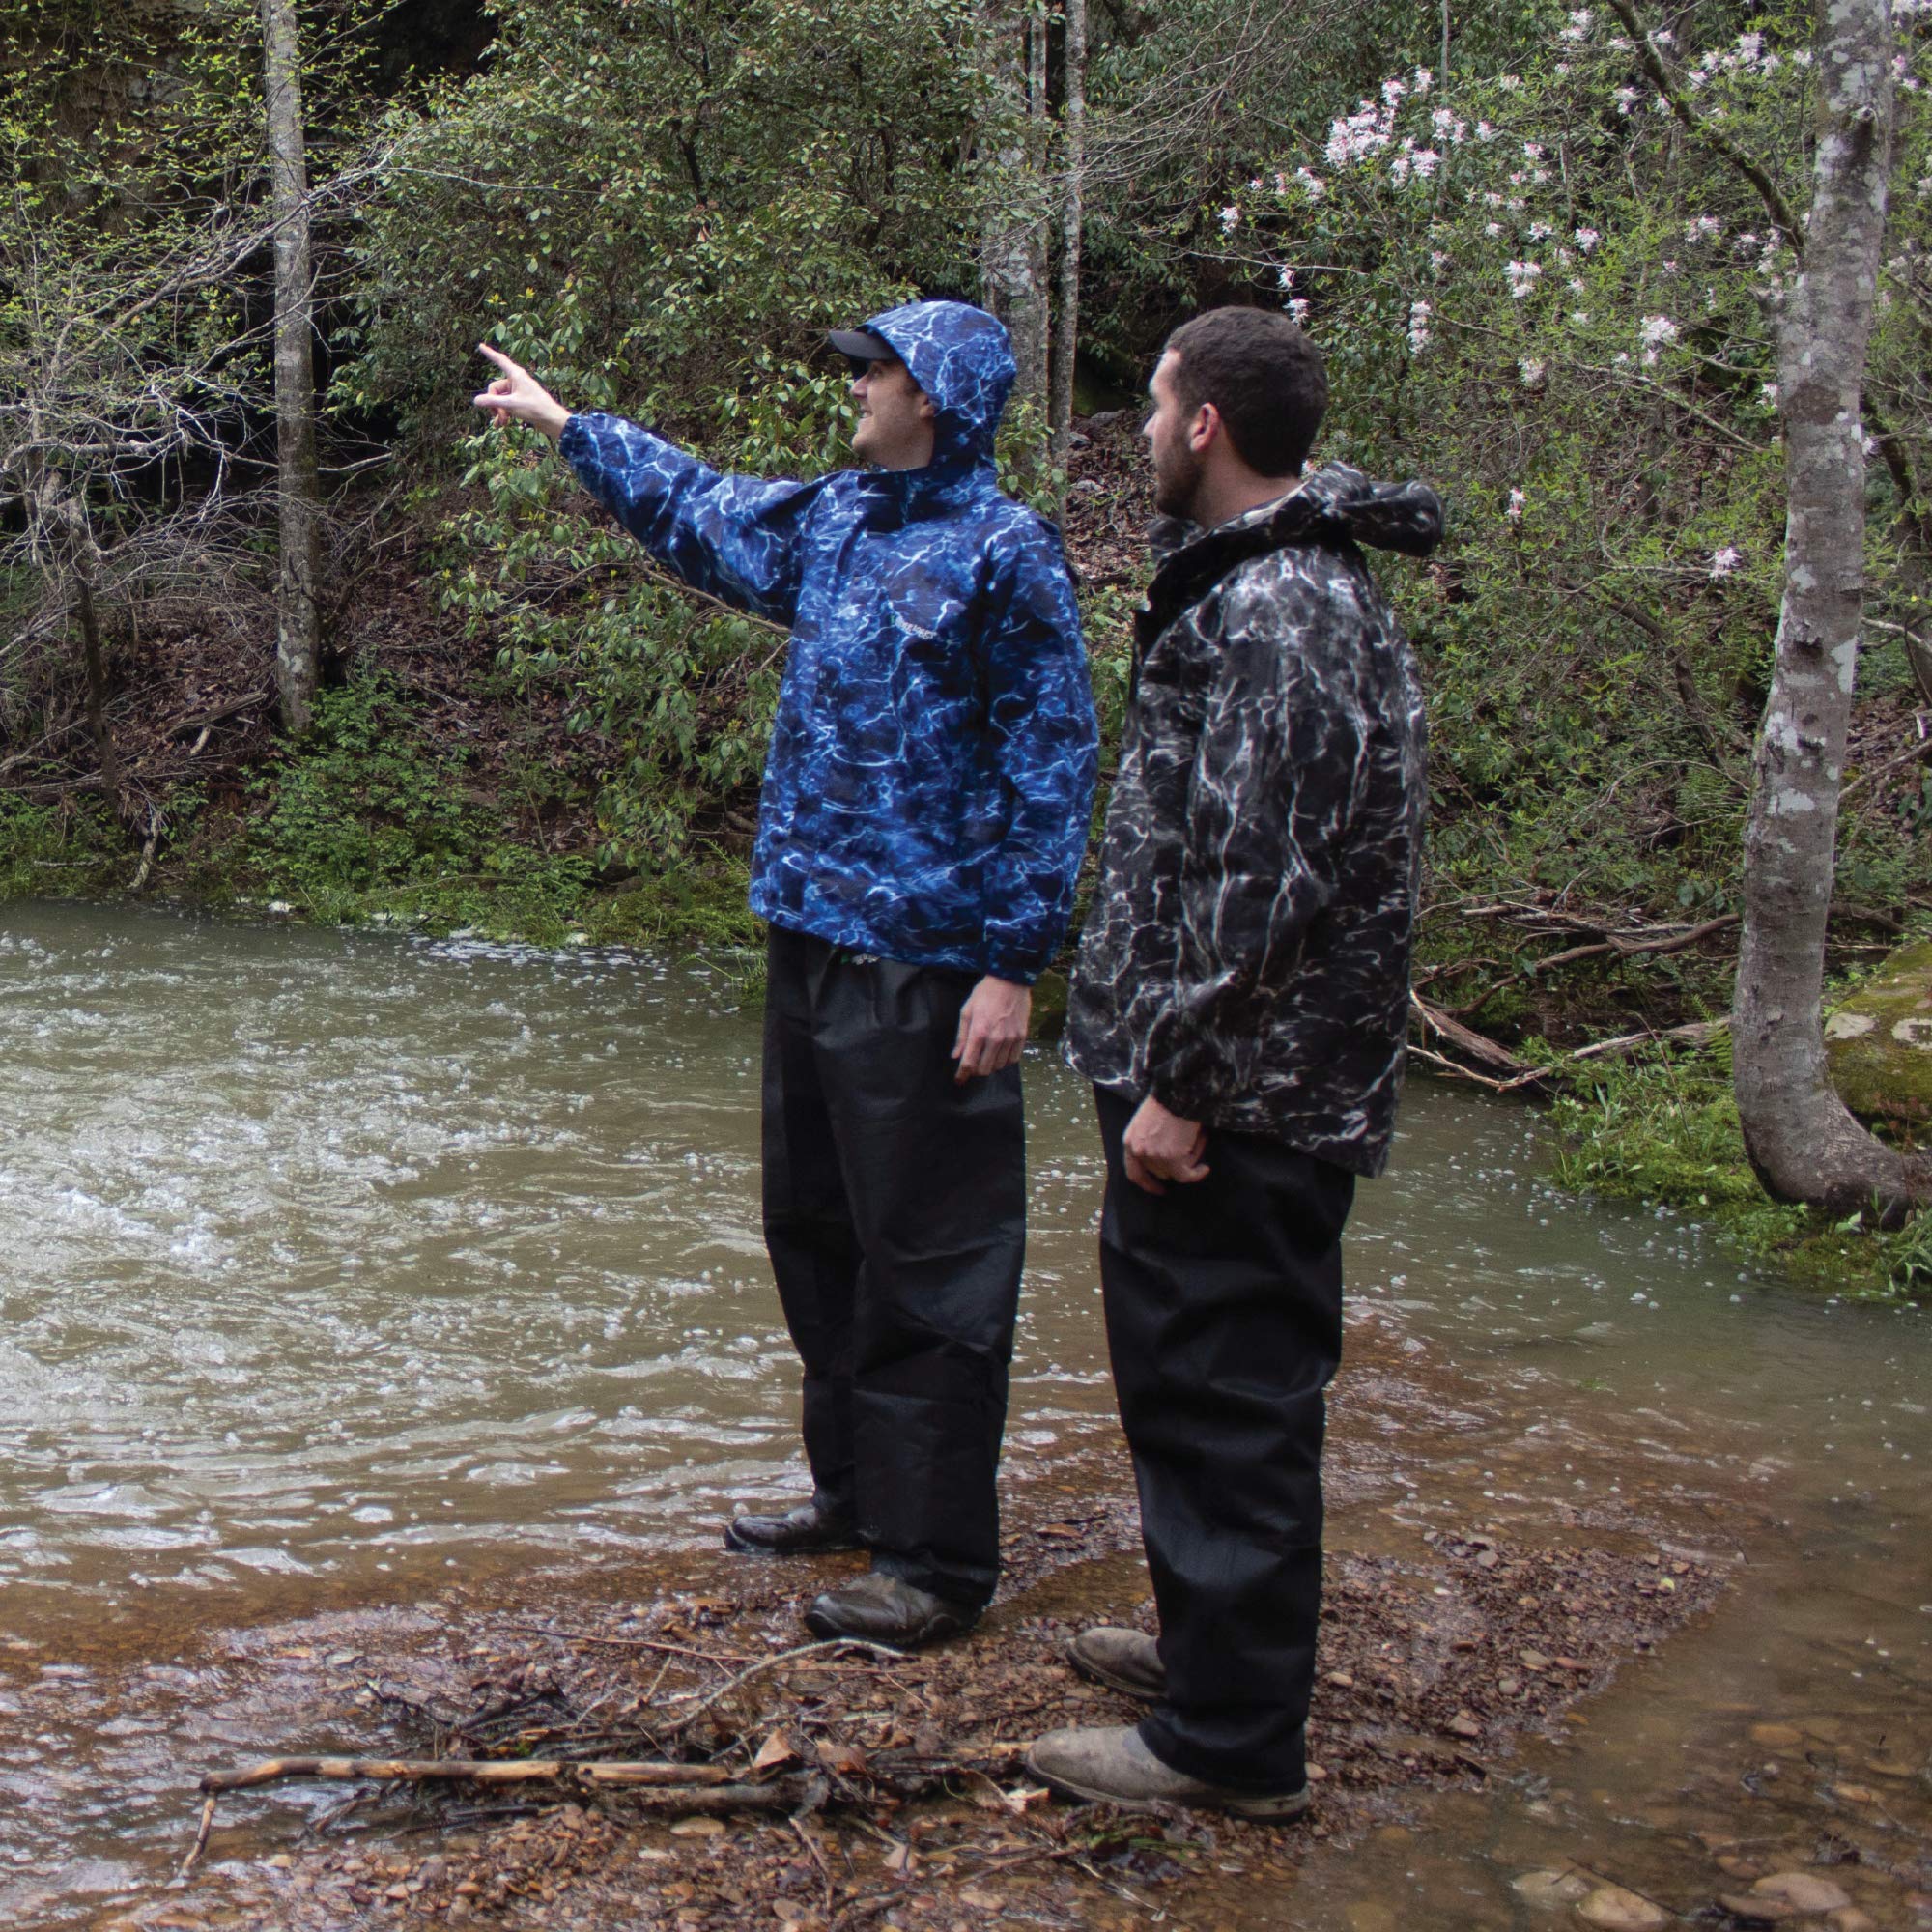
723, 1498, 862, 1556
1067, 1626, 1165, 1700
802, 1571, 979, 1650
1026, 1723, 1311, 1820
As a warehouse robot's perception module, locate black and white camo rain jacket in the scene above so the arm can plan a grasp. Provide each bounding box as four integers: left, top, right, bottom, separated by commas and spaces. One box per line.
1064, 464, 1443, 1178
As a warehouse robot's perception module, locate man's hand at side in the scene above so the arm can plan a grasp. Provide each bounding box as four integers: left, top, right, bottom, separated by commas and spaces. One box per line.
471, 344, 572, 443
1123, 1094, 1209, 1194
952, 976, 1031, 1082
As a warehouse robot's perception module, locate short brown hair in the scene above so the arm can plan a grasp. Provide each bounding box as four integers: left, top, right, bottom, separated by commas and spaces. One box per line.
1166, 307, 1327, 477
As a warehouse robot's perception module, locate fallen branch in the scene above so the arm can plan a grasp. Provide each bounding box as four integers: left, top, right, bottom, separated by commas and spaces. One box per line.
168, 688, 270, 736
1411, 1016, 1730, 1094
1564, 1017, 1728, 1064
185, 1755, 807, 1866
1409, 992, 1535, 1074
200, 1755, 742, 1795
1527, 914, 1740, 975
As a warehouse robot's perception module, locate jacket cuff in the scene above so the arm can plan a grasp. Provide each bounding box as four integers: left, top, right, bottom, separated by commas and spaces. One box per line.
980, 931, 1048, 986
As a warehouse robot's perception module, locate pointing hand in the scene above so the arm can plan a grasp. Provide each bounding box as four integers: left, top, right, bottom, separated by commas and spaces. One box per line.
471, 344, 571, 443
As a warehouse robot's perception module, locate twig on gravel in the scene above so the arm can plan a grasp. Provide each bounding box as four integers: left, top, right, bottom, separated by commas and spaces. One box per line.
501, 1621, 760, 1666
790, 1807, 838, 1914
662, 1637, 907, 1736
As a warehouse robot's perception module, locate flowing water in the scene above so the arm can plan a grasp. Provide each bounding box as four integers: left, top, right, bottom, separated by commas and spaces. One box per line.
0, 901, 1925, 1927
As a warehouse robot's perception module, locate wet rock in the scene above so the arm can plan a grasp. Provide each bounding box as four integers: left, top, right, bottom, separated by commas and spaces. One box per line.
1823, 938, 1932, 1128
1825, 1910, 1876, 1932
1749, 1723, 1804, 1749
1720, 1893, 1799, 1923
1575, 1883, 1671, 1929
1512, 1867, 1593, 1905
1752, 1873, 1851, 1914
1862, 1756, 1916, 1779
1828, 1783, 1877, 1804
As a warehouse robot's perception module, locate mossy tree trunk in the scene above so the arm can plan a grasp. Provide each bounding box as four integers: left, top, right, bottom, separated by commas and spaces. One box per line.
1733, 0, 1932, 1218
262, 0, 323, 738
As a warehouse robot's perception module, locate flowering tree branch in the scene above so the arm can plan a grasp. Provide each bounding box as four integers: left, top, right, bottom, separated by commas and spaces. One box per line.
1602, 0, 1804, 256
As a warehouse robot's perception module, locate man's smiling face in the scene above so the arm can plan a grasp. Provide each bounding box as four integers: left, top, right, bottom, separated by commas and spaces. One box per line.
851, 355, 937, 470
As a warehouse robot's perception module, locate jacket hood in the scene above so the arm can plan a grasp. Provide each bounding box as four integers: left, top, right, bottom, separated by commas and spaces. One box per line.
1151, 465, 1444, 574
863, 299, 1015, 466
1275, 465, 1444, 555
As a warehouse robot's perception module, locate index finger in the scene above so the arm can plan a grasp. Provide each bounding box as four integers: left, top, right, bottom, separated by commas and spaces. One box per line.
476, 342, 521, 375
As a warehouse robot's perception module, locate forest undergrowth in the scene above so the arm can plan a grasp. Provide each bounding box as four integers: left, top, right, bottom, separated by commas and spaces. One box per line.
4, 418, 1926, 1293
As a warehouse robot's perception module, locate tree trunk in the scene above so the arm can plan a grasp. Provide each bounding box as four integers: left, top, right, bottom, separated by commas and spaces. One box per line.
261, 0, 323, 737
1732, 0, 1932, 1217
1049, 0, 1086, 476
20, 433, 124, 811
980, 0, 1050, 415
71, 529, 122, 807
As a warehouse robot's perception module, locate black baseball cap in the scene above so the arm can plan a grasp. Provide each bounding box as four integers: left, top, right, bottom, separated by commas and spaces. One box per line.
828, 326, 897, 367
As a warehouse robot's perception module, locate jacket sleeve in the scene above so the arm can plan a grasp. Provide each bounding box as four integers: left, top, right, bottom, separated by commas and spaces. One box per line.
975, 526, 1099, 983
1139, 569, 1368, 1116
560, 412, 821, 628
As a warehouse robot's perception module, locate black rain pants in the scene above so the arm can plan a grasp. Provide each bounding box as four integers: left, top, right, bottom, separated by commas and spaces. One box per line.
1093, 1084, 1355, 1792
761, 924, 1025, 1609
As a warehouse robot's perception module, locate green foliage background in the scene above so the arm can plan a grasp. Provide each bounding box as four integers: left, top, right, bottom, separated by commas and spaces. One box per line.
3, 0, 1930, 1282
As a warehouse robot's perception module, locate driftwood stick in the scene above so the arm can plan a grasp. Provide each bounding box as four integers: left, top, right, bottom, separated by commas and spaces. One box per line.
199, 1756, 739, 1795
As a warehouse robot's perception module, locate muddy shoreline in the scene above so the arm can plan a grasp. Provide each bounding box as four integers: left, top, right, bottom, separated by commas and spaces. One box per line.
12, 1304, 1854, 1932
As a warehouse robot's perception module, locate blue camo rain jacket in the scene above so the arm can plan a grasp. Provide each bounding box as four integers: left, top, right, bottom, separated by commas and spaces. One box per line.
559, 299, 1098, 983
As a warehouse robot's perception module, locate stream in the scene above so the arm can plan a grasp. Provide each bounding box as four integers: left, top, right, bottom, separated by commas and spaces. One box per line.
0, 900, 1925, 1928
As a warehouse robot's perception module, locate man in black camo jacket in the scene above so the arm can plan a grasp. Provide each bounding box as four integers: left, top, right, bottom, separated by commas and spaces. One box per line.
1026, 307, 1443, 1817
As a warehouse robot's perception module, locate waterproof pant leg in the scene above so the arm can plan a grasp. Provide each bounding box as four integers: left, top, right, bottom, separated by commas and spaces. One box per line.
761, 931, 867, 1523
1093, 1085, 1355, 1792
761, 926, 1025, 1607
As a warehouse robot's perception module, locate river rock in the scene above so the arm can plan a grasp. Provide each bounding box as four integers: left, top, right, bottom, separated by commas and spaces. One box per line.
1753, 1872, 1851, 1913
1720, 1893, 1798, 1922
1749, 1723, 1804, 1749
1575, 1883, 1671, 1929
1513, 1869, 1594, 1905
1346, 1906, 1400, 1932
1822, 938, 1932, 1127
1826, 1910, 1877, 1932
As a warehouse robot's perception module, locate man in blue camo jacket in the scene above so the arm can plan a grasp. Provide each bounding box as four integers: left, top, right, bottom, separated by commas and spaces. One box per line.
473, 299, 1097, 1649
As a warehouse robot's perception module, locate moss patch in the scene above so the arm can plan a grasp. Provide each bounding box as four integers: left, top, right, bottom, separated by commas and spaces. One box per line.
1825, 938, 1932, 1133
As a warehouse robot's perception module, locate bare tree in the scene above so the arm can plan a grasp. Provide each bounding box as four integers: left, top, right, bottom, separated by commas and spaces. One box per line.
980, 0, 1050, 413
1049, 0, 1085, 472
262, 0, 324, 736
1732, 0, 1932, 1216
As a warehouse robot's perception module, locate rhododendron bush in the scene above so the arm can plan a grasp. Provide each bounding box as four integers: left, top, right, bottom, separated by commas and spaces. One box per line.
1216, 3, 1932, 933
